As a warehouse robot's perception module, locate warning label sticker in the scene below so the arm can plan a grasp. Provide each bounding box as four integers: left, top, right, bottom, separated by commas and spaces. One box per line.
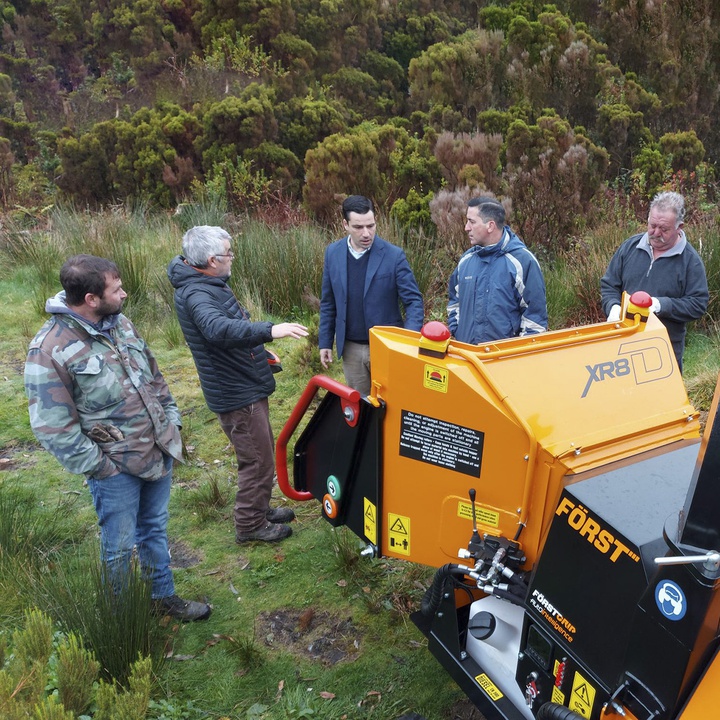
458, 501, 500, 528
551, 686, 566, 706
364, 498, 377, 545
388, 513, 410, 555
423, 364, 448, 393
570, 671, 595, 719
399, 410, 483, 477
475, 674, 503, 701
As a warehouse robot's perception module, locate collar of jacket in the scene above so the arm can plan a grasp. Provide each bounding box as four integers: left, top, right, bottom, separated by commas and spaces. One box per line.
636, 230, 687, 259
467, 228, 510, 256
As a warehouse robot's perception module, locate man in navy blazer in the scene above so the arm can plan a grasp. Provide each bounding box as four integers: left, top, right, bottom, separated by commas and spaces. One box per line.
319, 195, 424, 396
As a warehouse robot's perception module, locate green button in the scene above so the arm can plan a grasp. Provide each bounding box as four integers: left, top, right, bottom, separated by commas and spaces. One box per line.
327, 475, 342, 500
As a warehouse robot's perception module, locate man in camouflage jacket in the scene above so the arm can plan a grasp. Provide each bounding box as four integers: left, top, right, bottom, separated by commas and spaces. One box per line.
25, 254, 210, 622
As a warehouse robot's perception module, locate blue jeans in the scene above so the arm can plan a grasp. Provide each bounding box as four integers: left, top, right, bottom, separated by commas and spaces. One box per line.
88, 458, 175, 599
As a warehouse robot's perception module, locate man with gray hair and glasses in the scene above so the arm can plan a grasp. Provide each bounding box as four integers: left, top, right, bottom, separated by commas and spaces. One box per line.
168, 226, 308, 544
601, 191, 708, 372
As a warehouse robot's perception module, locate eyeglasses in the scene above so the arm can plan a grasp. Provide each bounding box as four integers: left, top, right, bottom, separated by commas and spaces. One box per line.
214, 252, 235, 260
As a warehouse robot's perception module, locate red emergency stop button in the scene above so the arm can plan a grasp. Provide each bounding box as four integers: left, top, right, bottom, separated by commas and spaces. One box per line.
421, 321, 451, 341
419, 321, 451, 357
630, 291, 652, 308
627, 291, 651, 323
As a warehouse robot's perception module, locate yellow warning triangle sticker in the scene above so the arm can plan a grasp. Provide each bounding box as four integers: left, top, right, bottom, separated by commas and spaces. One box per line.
390, 518, 408, 534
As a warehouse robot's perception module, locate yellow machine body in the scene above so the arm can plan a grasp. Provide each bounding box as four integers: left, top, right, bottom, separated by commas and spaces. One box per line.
278, 296, 720, 720
368, 310, 698, 571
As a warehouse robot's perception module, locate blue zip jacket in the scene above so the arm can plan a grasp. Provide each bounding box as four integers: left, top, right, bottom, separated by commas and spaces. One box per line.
448, 227, 548, 344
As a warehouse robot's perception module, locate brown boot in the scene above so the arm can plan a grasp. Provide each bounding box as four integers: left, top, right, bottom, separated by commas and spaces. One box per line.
266, 507, 296, 523
236, 522, 293, 544
153, 594, 211, 622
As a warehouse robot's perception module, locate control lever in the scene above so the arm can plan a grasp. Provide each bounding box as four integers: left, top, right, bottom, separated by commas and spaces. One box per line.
655, 551, 720, 572
469, 488, 482, 548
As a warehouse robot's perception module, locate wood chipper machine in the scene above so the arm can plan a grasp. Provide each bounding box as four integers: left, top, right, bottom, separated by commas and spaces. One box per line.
276, 291, 720, 720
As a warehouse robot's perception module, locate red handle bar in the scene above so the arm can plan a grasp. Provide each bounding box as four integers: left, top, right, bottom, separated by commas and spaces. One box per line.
275, 375, 361, 501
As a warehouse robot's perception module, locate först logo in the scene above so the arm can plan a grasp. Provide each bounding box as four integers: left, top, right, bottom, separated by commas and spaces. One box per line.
555, 496, 640, 564
581, 337, 673, 398
530, 589, 576, 642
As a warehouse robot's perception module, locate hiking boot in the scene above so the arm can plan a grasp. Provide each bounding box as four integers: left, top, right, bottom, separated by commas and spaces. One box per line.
236, 522, 293, 544
154, 594, 212, 622
266, 506, 296, 524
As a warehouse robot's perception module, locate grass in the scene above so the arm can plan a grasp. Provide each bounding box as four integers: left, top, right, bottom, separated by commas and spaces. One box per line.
0, 227, 463, 718
2, 205, 720, 718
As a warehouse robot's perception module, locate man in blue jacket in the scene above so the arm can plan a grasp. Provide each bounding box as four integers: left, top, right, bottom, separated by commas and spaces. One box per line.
168, 227, 308, 544
601, 191, 708, 372
319, 195, 424, 396
448, 198, 548, 344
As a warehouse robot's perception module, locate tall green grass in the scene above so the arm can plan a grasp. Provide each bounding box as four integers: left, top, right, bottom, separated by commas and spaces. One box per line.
0, 482, 166, 688
4, 202, 720, 341
26, 551, 167, 685
229, 218, 326, 319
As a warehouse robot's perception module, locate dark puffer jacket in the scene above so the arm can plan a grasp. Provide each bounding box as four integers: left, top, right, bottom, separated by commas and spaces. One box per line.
168, 256, 275, 413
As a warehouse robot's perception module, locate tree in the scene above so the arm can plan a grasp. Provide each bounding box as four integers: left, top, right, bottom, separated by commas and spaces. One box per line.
244, 141, 302, 196
0, 135, 14, 206
303, 122, 440, 221
275, 91, 347, 162
659, 131, 705, 174
408, 29, 507, 126
432, 131, 503, 194
504, 113, 609, 250
57, 133, 112, 205
596, 103, 652, 175
196, 84, 279, 170
57, 104, 201, 207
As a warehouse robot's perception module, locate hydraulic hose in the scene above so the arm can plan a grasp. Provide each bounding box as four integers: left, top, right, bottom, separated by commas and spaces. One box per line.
490, 586, 526, 606
537, 702, 587, 720
420, 564, 472, 617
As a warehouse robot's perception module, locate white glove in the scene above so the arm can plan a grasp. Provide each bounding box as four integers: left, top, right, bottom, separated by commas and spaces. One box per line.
607, 304, 621, 322
650, 297, 661, 314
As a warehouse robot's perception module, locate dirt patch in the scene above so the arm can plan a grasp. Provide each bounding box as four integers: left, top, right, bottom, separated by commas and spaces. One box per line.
256, 608, 362, 666
0, 442, 42, 471
168, 539, 204, 568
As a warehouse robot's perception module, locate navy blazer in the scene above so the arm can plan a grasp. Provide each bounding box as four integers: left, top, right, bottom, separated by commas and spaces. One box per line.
319, 236, 424, 357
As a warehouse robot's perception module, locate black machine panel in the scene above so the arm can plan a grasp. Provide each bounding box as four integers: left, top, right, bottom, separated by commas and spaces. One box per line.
522, 443, 698, 700
293, 392, 385, 546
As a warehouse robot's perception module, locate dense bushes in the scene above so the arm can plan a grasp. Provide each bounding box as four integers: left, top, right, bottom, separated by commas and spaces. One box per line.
2, 0, 720, 253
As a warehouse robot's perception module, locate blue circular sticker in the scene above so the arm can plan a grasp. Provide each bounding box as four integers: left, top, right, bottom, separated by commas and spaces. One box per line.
655, 580, 687, 621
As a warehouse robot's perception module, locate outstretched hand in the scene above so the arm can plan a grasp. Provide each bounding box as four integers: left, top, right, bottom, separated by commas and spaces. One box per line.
271, 322, 309, 339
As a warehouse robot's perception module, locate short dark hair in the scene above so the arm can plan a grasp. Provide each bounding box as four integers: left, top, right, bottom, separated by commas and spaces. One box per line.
468, 197, 506, 226
342, 195, 375, 220
60, 254, 120, 306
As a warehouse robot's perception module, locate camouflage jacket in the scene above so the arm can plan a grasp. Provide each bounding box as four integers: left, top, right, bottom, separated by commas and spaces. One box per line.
25, 293, 183, 481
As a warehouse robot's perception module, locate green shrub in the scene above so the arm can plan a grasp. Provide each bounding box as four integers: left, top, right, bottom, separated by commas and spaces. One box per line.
28, 550, 166, 685
57, 632, 101, 716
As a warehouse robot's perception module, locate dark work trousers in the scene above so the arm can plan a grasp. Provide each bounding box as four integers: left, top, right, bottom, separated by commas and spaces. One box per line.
218, 397, 274, 535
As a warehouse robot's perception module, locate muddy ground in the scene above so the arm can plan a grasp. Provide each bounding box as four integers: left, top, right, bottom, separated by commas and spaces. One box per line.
167, 541, 486, 719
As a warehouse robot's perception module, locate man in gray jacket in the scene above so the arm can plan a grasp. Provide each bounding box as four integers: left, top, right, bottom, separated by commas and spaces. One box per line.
168, 226, 308, 544
26, 254, 211, 622
601, 191, 708, 371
